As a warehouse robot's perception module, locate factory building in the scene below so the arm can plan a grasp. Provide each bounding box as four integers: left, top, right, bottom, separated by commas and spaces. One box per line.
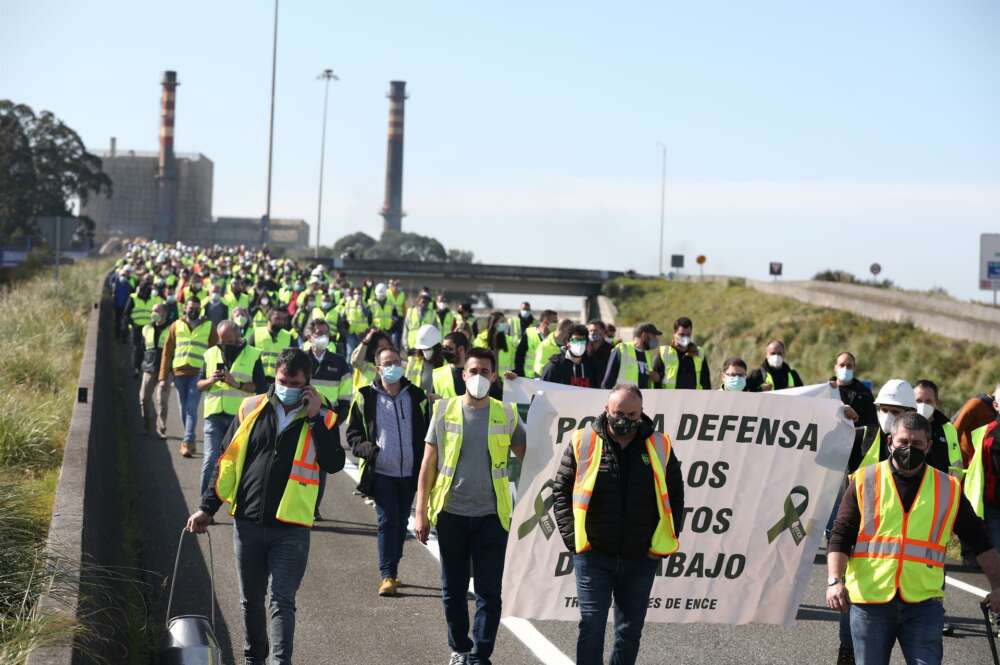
81, 70, 308, 251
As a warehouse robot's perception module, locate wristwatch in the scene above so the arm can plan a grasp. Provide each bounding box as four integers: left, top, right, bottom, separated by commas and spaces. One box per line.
827, 576, 845, 586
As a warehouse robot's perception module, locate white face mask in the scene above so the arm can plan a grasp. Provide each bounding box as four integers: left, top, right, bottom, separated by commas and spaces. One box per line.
767, 354, 784, 369
915, 402, 935, 419
677, 335, 691, 348
465, 374, 491, 400
312, 335, 329, 351
878, 410, 897, 435
569, 341, 587, 357
422, 349, 435, 360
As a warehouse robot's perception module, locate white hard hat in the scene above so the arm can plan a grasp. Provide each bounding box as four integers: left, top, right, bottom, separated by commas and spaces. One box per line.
374, 283, 387, 298
414, 324, 442, 350
874, 379, 916, 410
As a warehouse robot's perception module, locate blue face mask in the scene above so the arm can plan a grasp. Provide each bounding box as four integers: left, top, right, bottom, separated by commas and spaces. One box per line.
274, 383, 302, 406
381, 365, 403, 384
836, 367, 854, 383
724, 375, 747, 392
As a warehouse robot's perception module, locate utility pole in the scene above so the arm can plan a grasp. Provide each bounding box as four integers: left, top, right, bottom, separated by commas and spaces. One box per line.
656, 142, 667, 276
262, 0, 279, 246
315, 69, 339, 259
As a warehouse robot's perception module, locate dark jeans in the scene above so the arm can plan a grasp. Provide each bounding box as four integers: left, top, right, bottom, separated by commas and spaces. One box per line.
436, 511, 508, 665
201, 414, 233, 498
233, 519, 310, 665
372, 473, 417, 578
850, 597, 944, 665
573, 550, 658, 665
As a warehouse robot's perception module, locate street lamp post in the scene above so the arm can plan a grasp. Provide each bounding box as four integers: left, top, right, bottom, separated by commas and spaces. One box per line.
656, 142, 666, 276
263, 0, 279, 246
315, 69, 339, 259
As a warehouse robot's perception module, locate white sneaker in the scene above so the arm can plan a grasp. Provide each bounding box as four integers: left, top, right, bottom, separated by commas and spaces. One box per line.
447, 652, 469, 665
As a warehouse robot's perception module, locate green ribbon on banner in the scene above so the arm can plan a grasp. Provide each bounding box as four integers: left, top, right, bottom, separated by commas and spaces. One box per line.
517, 479, 556, 540
766, 485, 809, 546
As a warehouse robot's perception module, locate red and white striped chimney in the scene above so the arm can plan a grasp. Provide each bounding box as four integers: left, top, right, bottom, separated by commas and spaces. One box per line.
158, 71, 178, 175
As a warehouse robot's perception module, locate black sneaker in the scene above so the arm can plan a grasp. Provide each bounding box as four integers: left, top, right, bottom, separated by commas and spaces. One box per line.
837, 641, 855, 665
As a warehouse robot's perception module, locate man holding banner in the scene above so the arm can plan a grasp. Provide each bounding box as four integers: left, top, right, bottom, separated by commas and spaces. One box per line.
551, 384, 685, 665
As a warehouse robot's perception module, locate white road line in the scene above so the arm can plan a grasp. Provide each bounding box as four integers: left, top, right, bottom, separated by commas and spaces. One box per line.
946, 575, 989, 598
340, 459, 573, 664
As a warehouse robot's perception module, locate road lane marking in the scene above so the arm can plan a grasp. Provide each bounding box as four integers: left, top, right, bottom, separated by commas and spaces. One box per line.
341, 459, 574, 665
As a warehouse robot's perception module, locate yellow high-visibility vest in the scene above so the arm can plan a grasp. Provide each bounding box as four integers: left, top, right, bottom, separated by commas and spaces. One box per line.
130, 294, 164, 327
405, 307, 437, 348
427, 397, 518, 530
660, 345, 705, 390
570, 425, 679, 556
533, 333, 561, 376
846, 461, 960, 604
432, 365, 458, 398
252, 327, 293, 378
764, 365, 798, 389
202, 345, 261, 417
611, 342, 658, 387
964, 423, 995, 518
858, 426, 882, 469
173, 319, 213, 370
943, 422, 963, 479
521, 327, 543, 378
368, 300, 395, 331
215, 395, 338, 528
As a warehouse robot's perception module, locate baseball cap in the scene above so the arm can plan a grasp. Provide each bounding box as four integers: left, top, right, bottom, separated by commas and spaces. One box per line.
634, 322, 663, 336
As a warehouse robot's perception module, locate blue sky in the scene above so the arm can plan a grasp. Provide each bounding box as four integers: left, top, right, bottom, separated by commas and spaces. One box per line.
3, 1, 998, 303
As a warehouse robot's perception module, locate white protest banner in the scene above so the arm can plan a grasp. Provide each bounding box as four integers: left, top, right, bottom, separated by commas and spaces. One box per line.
502, 388, 855, 625
502, 376, 590, 405
772, 382, 841, 400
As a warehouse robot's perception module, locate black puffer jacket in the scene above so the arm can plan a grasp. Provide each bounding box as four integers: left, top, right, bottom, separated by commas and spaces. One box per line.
552, 413, 685, 559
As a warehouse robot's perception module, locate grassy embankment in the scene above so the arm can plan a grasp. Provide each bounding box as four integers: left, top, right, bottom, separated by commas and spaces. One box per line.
607, 278, 1000, 415
0, 256, 113, 663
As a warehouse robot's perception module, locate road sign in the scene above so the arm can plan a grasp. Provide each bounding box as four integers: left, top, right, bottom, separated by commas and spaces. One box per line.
769, 262, 783, 276
671, 254, 684, 269
981, 234, 1000, 290
696, 255, 706, 265
869, 263, 881, 277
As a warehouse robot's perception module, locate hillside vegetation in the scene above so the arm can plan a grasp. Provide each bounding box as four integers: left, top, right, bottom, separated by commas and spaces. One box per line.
605, 278, 1000, 416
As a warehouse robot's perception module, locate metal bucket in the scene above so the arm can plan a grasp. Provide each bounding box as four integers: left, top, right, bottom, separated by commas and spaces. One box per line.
158, 528, 224, 664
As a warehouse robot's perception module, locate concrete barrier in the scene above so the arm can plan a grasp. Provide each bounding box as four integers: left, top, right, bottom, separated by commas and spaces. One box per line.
26, 296, 125, 665
747, 280, 1000, 347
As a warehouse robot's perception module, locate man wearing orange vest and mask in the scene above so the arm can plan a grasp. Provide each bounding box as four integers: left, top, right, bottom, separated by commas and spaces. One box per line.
552, 384, 685, 665
827, 411, 1000, 665
187, 348, 344, 665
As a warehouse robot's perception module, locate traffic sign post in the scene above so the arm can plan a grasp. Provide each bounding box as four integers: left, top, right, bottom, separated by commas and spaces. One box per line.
769, 262, 783, 280
696, 254, 706, 279
869, 262, 881, 278
981, 234, 1000, 306
671, 254, 684, 274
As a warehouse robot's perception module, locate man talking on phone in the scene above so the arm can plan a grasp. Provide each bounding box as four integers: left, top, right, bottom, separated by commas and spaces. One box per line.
187, 348, 344, 665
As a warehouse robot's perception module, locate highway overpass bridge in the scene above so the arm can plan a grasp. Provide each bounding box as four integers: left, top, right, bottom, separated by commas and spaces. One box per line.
319, 258, 625, 320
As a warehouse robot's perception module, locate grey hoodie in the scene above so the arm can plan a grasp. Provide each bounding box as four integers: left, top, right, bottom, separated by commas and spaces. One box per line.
371, 378, 415, 478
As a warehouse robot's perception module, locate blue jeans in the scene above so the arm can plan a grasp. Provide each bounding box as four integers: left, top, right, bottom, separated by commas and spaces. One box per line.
232, 519, 310, 665
436, 512, 508, 665
850, 597, 944, 665
173, 374, 201, 444
573, 550, 658, 665
201, 414, 233, 497
372, 473, 416, 578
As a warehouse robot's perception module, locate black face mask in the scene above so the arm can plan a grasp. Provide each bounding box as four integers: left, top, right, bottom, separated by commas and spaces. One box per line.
185, 309, 199, 319
442, 349, 457, 364
891, 445, 926, 471
609, 415, 639, 436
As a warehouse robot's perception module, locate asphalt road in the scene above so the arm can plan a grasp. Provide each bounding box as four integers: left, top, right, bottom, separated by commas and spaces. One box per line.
128, 368, 999, 664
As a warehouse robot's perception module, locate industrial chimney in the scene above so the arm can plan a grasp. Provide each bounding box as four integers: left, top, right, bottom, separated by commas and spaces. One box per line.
154, 70, 179, 242
380, 81, 407, 234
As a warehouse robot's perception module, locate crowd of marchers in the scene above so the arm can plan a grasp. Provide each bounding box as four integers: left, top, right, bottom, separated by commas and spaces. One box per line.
105, 240, 1000, 665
